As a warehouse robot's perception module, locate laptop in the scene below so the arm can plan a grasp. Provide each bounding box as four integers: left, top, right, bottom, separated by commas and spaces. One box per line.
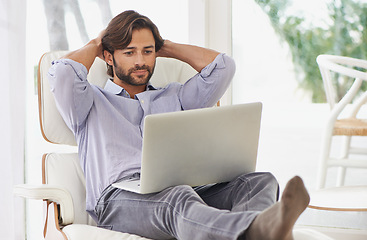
112, 102, 262, 194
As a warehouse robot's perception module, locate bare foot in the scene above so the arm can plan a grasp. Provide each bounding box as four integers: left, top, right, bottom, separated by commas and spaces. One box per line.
243, 176, 310, 240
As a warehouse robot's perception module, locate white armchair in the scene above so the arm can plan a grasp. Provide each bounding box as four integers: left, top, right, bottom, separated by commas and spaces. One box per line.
13, 51, 196, 240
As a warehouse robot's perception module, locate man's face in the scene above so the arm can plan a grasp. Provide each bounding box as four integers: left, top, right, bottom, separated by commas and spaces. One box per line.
112, 28, 156, 86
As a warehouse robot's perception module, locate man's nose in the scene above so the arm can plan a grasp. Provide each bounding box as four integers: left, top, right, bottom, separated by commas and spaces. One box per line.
135, 53, 145, 66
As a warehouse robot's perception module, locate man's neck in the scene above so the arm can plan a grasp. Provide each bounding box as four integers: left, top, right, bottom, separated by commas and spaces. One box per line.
113, 78, 146, 99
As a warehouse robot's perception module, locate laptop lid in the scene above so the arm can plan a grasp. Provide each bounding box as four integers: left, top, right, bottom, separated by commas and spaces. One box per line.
138, 102, 262, 194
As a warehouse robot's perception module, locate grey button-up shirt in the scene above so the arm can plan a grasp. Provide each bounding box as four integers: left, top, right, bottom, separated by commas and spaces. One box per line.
48, 53, 235, 219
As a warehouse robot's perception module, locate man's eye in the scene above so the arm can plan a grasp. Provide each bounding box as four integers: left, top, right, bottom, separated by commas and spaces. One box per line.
145, 50, 153, 54
124, 51, 133, 55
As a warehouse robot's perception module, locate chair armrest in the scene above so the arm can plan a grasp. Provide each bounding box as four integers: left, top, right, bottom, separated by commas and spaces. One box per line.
14, 184, 74, 224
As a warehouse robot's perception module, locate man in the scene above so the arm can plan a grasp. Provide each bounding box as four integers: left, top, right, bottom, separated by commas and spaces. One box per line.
49, 10, 310, 240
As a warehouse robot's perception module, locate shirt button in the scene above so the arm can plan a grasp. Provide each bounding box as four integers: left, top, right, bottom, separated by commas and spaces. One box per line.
141, 100, 145, 104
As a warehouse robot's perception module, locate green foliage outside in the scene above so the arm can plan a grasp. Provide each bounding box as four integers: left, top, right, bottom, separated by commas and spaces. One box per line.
255, 0, 367, 102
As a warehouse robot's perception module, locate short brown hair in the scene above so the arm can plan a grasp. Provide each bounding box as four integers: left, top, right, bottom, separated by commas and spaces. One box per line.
102, 10, 164, 77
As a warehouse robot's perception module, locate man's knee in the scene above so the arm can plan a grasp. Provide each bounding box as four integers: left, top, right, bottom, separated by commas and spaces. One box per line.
253, 172, 278, 188
163, 185, 200, 203
256, 172, 279, 200
168, 184, 193, 194
239, 172, 278, 184
238, 172, 279, 198
259, 172, 278, 185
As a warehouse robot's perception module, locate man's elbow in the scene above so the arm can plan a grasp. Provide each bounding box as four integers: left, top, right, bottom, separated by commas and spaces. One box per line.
222, 54, 236, 83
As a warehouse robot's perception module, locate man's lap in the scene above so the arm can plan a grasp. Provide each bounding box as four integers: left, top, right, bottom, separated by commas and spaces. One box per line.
94, 172, 279, 240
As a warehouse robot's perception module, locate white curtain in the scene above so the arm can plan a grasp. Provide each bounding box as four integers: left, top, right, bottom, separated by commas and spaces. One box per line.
0, 0, 26, 239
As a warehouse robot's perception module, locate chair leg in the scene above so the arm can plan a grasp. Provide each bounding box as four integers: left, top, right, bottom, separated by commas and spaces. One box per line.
336, 167, 346, 187
317, 130, 333, 189
44, 201, 68, 240
336, 136, 351, 186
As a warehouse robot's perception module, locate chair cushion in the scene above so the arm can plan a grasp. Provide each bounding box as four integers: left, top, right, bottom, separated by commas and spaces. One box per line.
38, 51, 78, 145
297, 186, 367, 230
62, 224, 340, 240
293, 228, 334, 240
44, 152, 95, 226
308, 186, 367, 210
62, 224, 152, 240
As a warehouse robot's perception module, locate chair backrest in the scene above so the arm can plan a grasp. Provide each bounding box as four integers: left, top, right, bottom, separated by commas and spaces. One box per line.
316, 54, 367, 110
38, 51, 197, 146
38, 51, 197, 225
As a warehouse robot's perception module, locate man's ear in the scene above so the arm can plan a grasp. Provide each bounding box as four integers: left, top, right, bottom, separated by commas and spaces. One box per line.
104, 50, 113, 66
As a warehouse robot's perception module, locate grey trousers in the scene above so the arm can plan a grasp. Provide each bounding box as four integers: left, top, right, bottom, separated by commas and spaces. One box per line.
95, 172, 279, 240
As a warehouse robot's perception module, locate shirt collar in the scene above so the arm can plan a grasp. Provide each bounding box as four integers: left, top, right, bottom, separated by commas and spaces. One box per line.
104, 79, 157, 96
104, 79, 124, 95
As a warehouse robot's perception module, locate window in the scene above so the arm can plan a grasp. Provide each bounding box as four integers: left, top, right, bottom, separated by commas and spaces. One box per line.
232, 0, 367, 189
233, 0, 367, 104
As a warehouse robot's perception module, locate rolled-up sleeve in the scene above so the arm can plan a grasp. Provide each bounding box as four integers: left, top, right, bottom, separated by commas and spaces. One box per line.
48, 59, 94, 133
179, 53, 236, 110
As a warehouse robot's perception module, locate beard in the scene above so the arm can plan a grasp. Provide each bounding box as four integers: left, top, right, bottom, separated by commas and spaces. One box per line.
113, 56, 155, 86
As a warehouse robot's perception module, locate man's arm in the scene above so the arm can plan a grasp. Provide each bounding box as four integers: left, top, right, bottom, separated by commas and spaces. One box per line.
158, 41, 235, 109
61, 31, 104, 72
48, 32, 105, 131
156, 40, 220, 73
